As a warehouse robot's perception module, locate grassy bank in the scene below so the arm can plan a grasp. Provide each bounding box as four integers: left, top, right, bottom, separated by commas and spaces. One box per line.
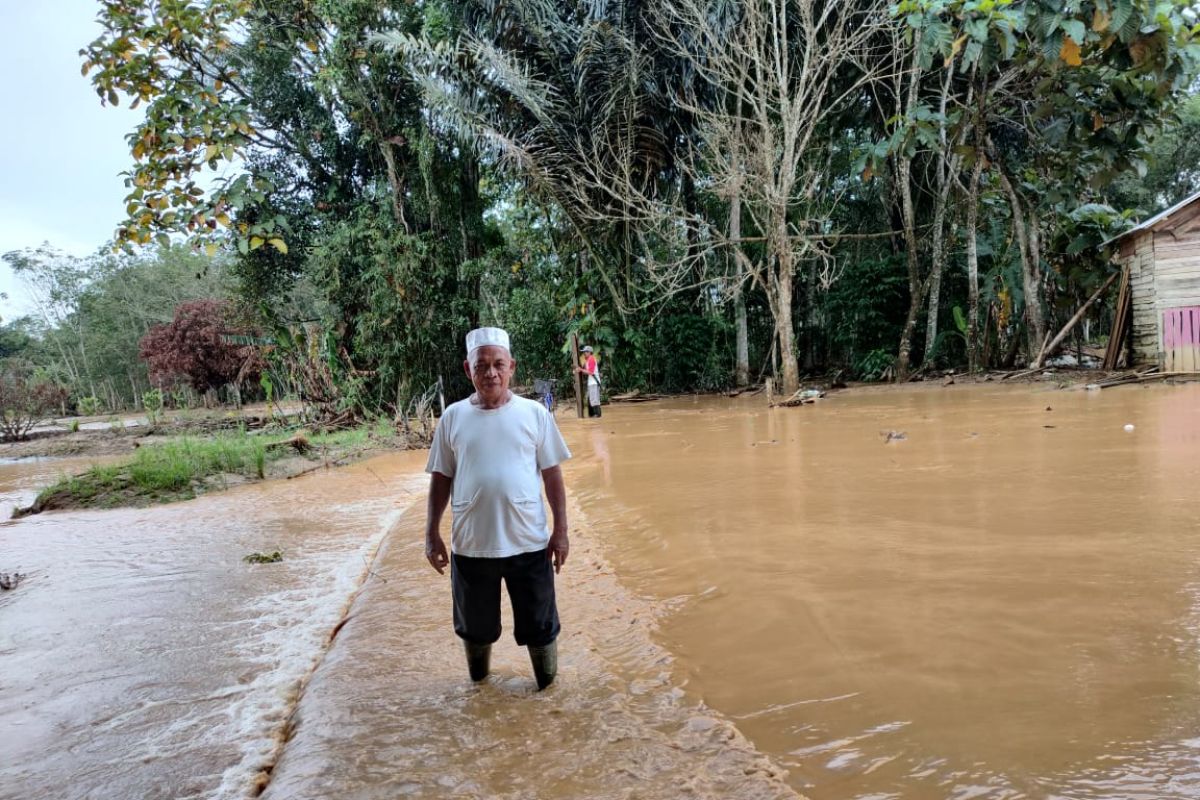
18, 419, 409, 516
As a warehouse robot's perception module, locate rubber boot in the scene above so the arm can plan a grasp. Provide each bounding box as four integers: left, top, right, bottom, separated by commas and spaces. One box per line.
528, 640, 557, 690
464, 641, 491, 682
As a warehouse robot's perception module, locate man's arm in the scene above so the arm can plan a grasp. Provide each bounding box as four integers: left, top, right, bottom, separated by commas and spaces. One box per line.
425, 472, 452, 574
542, 465, 569, 573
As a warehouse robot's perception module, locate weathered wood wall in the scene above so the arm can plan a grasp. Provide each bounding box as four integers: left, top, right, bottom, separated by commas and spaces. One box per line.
1154, 229, 1200, 370
1121, 230, 1159, 365
1153, 231, 1200, 308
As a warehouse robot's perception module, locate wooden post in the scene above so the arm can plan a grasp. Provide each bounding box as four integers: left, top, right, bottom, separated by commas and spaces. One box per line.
1103, 265, 1132, 369
571, 333, 585, 419
1033, 269, 1119, 368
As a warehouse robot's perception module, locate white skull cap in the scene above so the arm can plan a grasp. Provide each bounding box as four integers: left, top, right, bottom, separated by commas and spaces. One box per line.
465, 326, 511, 356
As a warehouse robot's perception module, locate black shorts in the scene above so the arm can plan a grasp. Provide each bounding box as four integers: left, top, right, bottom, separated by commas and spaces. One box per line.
451, 548, 560, 648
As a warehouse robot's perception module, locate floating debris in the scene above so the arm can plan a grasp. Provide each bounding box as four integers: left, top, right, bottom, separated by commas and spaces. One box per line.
0, 571, 26, 591
772, 388, 825, 408
243, 551, 283, 564
882, 430, 907, 443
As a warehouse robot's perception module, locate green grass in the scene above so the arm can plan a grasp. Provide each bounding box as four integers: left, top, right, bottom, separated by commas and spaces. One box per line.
308, 417, 397, 449
125, 435, 272, 491
26, 420, 403, 516
28, 420, 403, 516
34, 433, 281, 509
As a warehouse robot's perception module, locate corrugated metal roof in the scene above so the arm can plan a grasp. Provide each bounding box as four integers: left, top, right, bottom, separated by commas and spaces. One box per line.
1106, 189, 1200, 246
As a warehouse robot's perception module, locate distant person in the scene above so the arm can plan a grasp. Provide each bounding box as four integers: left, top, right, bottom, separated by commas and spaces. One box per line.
423, 327, 572, 690
577, 345, 602, 418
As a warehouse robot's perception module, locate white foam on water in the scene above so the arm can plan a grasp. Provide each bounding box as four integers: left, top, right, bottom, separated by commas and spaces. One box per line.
211, 472, 426, 799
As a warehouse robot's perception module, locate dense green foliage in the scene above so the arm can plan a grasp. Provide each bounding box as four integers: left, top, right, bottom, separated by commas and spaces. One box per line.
17, 0, 1197, 414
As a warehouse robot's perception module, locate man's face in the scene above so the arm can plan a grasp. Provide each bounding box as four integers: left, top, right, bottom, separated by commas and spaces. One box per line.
464, 345, 516, 402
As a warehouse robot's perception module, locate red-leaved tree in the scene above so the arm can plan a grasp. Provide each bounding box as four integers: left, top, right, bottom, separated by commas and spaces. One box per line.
140, 300, 261, 393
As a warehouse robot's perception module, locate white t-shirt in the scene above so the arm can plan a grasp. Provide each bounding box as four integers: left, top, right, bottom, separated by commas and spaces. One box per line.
425, 394, 572, 558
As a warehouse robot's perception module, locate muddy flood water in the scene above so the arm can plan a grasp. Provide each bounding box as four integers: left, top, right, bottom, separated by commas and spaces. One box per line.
3, 383, 1200, 800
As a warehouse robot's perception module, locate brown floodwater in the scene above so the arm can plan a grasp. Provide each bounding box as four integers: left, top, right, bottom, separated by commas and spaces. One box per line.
0, 453, 429, 800
4, 383, 1200, 800
0, 455, 115, 520
561, 384, 1200, 800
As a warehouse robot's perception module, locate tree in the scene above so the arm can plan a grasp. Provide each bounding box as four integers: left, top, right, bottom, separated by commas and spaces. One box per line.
1108, 91, 1200, 213
639, 0, 893, 394
87, 1, 506, 415
878, 0, 1200, 375
139, 300, 260, 395
0, 367, 68, 442
0, 318, 37, 361
77, 0, 1200, 398
2, 245, 92, 393
2, 244, 235, 408
395, 0, 893, 395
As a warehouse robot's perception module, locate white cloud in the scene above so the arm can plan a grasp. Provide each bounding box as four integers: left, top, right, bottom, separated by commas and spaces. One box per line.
0, 0, 146, 316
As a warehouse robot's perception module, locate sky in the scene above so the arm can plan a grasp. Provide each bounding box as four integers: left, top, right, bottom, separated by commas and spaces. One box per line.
0, 0, 143, 319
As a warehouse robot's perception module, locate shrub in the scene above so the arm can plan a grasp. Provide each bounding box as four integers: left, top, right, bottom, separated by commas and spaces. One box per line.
854, 349, 895, 382
0, 372, 68, 441
78, 395, 102, 416
142, 388, 164, 425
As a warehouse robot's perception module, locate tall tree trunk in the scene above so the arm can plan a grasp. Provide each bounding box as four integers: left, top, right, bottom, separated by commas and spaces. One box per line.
730, 186, 749, 386
775, 246, 799, 395
735, 289, 749, 386
459, 151, 484, 328
378, 141, 409, 232
964, 80, 988, 372
965, 156, 985, 371
995, 163, 1046, 359
922, 64, 962, 365
893, 33, 924, 381
1027, 207, 1045, 354
894, 154, 923, 381
921, 182, 953, 365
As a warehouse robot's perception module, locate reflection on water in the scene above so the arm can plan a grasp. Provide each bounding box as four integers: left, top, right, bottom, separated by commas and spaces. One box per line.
562, 385, 1200, 800
4, 383, 1200, 799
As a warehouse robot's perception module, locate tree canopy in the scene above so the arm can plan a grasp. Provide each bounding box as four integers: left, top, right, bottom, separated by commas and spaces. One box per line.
30, 0, 1197, 412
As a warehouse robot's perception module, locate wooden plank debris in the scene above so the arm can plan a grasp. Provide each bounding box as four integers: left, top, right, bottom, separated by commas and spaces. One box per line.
1103, 265, 1132, 369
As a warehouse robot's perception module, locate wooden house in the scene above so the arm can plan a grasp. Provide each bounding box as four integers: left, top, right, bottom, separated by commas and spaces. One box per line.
1108, 190, 1200, 371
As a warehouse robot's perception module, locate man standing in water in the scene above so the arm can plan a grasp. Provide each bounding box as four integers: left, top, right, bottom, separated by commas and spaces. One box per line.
424, 327, 572, 690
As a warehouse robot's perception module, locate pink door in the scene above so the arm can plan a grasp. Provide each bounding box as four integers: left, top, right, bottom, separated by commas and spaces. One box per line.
1162, 306, 1200, 372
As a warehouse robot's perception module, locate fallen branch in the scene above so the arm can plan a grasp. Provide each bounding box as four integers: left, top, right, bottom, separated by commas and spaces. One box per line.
1093, 369, 1199, 389
1033, 271, 1120, 369
265, 434, 310, 454
284, 444, 379, 480
770, 389, 825, 408
1000, 367, 1043, 381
